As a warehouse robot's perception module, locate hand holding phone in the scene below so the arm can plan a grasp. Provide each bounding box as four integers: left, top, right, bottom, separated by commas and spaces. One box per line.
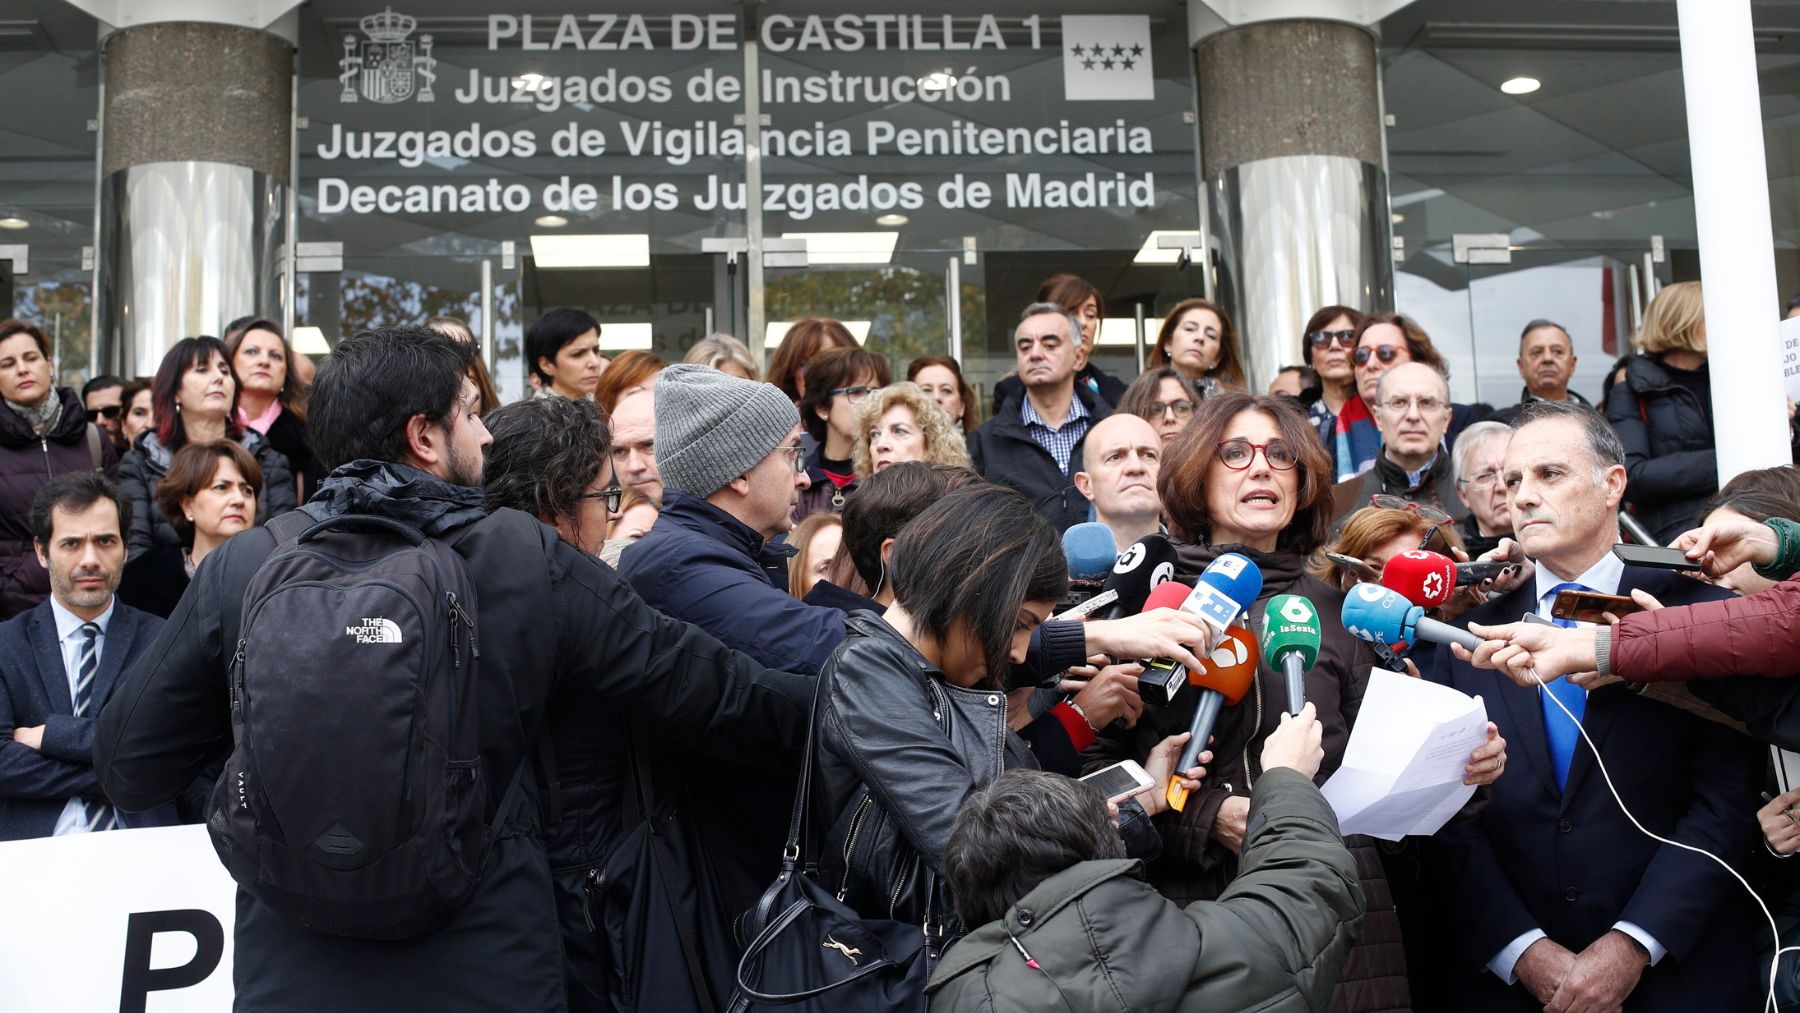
1080, 760, 1154, 804
1551, 589, 1644, 624
1612, 543, 1704, 573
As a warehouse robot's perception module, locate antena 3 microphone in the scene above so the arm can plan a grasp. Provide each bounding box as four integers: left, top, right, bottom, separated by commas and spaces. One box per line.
1167, 625, 1259, 812
1262, 594, 1322, 716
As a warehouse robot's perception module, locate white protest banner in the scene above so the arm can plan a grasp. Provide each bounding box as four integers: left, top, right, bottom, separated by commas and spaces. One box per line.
1782, 313, 1800, 403
0, 825, 235, 1012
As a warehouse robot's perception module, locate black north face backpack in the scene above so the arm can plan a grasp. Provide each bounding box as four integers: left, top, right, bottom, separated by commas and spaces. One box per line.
208, 512, 517, 940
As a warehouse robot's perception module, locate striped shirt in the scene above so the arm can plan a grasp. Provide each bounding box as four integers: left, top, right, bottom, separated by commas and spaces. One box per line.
1021, 394, 1091, 474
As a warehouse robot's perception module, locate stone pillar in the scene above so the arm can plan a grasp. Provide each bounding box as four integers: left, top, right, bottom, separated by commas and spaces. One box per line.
96, 21, 292, 379
1193, 17, 1393, 389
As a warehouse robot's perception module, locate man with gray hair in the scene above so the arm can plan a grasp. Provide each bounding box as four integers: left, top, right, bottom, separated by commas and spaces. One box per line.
1452, 421, 1514, 557
1330, 361, 1467, 527
1418, 398, 1762, 1013
968, 302, 1114, 532
1491, 319, 1588, 425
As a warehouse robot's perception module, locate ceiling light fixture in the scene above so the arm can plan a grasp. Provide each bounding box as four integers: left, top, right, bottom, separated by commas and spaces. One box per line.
534, 214, 569, 228
781, 231, 899, 265
291, 326, 331, 356
0, 217, 26, 230
1391, 213, 1406, 225
529, 233, 651, 269
598, 322, 655, 351
918, 71, 955, 91
875, 213, 909, 227
515, 72, 547, 89
1500, 76, 1541, 95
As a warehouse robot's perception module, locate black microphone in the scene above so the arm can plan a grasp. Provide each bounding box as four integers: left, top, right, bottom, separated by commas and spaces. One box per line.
1093, 533, 1178, 621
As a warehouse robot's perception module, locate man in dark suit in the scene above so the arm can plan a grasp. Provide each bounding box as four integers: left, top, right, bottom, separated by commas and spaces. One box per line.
0, 471, 169, 840
1419, 400, 1763, 1012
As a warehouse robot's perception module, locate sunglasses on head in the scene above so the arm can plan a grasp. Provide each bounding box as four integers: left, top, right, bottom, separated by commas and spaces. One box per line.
1353, 344, 1403, 367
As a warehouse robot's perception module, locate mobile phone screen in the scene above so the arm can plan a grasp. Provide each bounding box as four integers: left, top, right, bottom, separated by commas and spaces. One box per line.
1080, 761, 1152, 802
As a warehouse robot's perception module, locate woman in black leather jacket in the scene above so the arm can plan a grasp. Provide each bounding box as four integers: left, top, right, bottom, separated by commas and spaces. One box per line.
817, 483, 1201, 937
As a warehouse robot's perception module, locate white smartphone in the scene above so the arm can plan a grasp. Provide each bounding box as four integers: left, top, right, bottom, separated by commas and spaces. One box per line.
1080, 760, 1154, 803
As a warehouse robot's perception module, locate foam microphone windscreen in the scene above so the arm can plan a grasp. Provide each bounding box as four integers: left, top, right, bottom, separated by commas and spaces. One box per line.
1381, 549, 1457, 608
1340, 581, 1422, 652
1062, 522, 1119, 582
1142, 580, 1193, 614
1261, 594, 1323, 671
1190, 625, 1260, 699
1100, 533, 1179, 615
1181, 552, 1263, 630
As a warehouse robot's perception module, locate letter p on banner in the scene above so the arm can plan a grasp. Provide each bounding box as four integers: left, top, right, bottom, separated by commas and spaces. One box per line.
0, 825, 236, 1010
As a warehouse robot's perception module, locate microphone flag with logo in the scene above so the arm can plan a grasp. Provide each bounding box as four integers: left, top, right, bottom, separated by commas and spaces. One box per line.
1262, 594, 1322, 715
1095, 532, 1178, 620
1380, 550, 1456, 608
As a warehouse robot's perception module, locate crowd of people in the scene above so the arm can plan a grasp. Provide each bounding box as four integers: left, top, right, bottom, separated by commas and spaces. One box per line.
1, 270, 1799, 1013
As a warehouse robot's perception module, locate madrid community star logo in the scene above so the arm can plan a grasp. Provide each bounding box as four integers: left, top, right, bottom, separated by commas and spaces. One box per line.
1061, 15, 1154, 101
340, 7, 438, 104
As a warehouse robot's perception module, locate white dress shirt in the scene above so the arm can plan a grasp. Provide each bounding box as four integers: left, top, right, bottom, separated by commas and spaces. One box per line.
1487, 550, 1664, 982
48, 595, 114, 836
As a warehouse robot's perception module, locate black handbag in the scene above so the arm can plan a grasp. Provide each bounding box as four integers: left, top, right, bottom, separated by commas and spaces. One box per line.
728, 670, 945, 1013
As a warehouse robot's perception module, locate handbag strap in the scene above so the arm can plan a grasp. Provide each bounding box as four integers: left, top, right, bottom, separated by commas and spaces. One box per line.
777, 667, 832, 871
627, 739, 721, 1013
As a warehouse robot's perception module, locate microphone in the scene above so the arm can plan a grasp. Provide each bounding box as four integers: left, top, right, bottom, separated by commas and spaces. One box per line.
1137, 553, 1264, 699
1093, 532, 1179, 620
1135, 582, 1196, 704
1340, 581, 1482, 653
1262, 594, 1322, 716
1167, 624, 1260, 812
1062, 522, 1119, 583
1380, 550, 1456, 608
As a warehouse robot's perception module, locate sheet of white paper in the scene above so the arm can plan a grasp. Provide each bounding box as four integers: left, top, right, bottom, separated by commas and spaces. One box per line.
1322, 670, 1489, 841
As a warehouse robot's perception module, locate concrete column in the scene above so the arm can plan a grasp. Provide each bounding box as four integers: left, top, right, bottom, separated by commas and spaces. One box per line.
95, 19, 293, 379
1192, 17, 1393, 390
1675, 0, 1792, 477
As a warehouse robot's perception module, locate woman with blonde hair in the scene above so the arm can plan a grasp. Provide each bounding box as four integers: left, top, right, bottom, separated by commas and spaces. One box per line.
850, 382, 972, 475
685, 333, 760, 380
786, 512, 842, 599
1605, 281, 1792, 541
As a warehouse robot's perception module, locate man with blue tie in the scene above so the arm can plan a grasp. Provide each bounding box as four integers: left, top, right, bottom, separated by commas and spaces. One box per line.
0, 471, 167, 840
1421, 400, 1763, 1012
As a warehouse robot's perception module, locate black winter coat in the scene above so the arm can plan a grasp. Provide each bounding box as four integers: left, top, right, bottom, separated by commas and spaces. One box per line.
0, 388, 116, 619
115, 429, 296, 560
966, 384, 1111, 533
93, 460, 812, 1012
260, 406, 324, 504
1604, 354, 1751, 543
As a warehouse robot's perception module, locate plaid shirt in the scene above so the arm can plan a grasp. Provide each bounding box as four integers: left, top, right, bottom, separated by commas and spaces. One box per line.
1020, 393, 1092, 474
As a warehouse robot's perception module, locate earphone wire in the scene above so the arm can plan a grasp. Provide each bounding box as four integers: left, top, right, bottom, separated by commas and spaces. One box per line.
1529, 664, 1800, 1012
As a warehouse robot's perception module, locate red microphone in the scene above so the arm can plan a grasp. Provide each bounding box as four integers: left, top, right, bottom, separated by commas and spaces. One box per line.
1380, 549, 1457, 609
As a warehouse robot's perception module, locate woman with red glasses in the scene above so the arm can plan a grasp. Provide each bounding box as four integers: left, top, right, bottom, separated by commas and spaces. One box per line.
1301, 304, 1372, 482
1084, 390, 1506, 1013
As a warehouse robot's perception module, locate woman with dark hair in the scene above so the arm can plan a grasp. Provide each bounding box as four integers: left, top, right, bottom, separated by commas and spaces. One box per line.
592, 349, 667, 417
225, 319, 322, 503
767, 317, 856, 403
1115, 366, 1205, 446
1150, 298, 1248, 395
482, 396, 619, 557
1351, 312, 1483, 467
118, 379, 154, 449
118, 440, 262, 617
990, 274, 1130, 412
907, 354, 981, 433
817, 483, 1201, 936
116, 336, 295, 560
1302, 305, 1374, 481
1085, 391, 1504, 1013
793, 345, 892, 521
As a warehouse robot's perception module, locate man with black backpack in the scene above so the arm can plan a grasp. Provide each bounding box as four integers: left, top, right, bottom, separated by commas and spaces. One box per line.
93, 327, 813, 1011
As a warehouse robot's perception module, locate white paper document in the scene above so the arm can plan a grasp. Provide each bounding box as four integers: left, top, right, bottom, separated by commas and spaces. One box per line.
1321, 670, 1489, 842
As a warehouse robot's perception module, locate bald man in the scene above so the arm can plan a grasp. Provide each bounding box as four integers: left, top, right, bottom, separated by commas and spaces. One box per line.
1331, 361, 1469, 527
1073, 413, 1164, 551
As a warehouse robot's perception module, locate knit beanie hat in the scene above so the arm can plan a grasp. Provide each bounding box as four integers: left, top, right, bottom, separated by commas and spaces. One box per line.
654, 363, 801, 498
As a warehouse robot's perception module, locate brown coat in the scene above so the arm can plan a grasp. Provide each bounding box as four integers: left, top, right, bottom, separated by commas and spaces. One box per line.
1085, 541, 1411, 1013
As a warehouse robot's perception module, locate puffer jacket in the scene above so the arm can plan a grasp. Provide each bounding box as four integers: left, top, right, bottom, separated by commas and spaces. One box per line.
817, 610, 1036, 935
0, 388, 116, 618
115, 428, 296, 560
1086, 542, 1410, 1013
926, 769, 1364, 1013
1605, 354, 1737, 543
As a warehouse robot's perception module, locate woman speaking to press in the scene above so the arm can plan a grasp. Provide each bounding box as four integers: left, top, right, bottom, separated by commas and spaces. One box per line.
1085, 391, 1505, 1012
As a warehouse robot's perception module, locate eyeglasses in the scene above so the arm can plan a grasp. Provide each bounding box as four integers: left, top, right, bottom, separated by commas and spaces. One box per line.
1216, 438, 1297, 471
1353, 344, 1403, 367
580, 481, 624, 514
1457, 468, 1503, 490
1370, 494, 1453, 526
1376, 395, 1447, 415
1148, 399, 1196, 419
780, 444, 808, 474
1307, 329, 1356, 349
90, 405, 122, 420
829, 386, 877, 404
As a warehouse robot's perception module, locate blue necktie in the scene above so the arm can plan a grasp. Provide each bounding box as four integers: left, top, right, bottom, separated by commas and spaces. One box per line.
1540, 583, 1590, 792
70, 623, 116, 832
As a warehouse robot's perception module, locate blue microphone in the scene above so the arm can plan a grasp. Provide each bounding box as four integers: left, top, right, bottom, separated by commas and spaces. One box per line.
1062, 522, 1119, 583
1340, 581, 1482, 653
1139, 553, 1263, 692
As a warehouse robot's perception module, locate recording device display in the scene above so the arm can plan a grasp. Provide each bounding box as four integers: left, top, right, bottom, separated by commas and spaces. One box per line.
1611, 543, 1703, 572
1080, 759, 1154, 803
1340, 582, 1483, 653
1136, 582, 1198, 705
1092, 533, 1179, 621
1551, 589, 1643, 624
1167, 627, 1259, 812
1062, 522, 1121, 583
1262, 594, 1322, 716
